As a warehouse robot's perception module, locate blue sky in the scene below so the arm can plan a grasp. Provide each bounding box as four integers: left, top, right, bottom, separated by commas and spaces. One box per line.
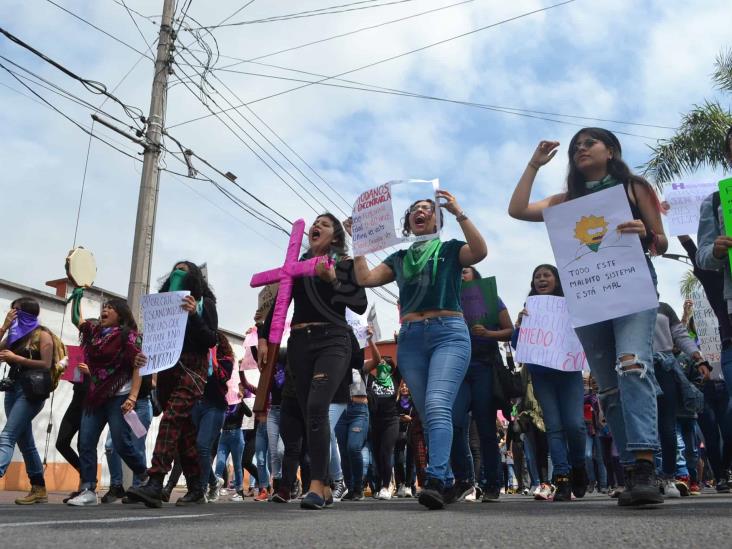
1, 0, 730, 337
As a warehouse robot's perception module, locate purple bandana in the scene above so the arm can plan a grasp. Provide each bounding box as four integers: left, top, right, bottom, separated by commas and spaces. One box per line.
7, 310, 40, 347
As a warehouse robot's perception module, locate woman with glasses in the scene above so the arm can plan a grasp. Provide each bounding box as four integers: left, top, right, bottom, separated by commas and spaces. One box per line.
347, 189, 488, 509
508, 128, 667, 507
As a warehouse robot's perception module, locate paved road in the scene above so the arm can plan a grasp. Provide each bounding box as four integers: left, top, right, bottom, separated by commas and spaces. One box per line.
0, 490, 730, 548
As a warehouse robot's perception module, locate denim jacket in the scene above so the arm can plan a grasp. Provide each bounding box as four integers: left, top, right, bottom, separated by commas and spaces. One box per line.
696, 193, 732, 301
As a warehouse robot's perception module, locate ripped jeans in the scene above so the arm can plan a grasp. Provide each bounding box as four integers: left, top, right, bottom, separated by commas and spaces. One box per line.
575, 307, 659, 464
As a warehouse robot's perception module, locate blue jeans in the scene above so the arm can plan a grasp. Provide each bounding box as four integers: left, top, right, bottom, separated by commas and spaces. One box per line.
397, 316, 471, 484
585, 431, 607, 487
79, 394, 146, 490
107, 396, 152, 487
530, 368, 586, 476
191, 399, 226, 490
697, 380, 732, 482
215, 429, 244, 490
328, 402, 347, 481
0, 382, 45, 484
255, 421, 270, 488
266, 405, 284, 480
575, 307, 659, 464
450, 360, 500, 488
722, 343, 732, 400
335, 402, 369, 491
676, 418, 698, 481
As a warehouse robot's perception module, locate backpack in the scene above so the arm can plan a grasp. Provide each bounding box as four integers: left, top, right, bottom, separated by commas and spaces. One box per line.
27, 327, 67, 391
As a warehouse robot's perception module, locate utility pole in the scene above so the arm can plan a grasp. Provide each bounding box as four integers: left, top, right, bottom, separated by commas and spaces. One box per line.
127, 0, 176, 319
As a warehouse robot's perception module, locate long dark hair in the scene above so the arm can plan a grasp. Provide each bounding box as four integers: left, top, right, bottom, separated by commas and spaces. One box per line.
311, 213, 348, 257
103, 298, 138, 331
10, 297, 40, 317
528, 264, 564, 297
565, 128, 658, 209
159, 261, 216, 302
401, 198, 444, 237
463, 266, 482, 280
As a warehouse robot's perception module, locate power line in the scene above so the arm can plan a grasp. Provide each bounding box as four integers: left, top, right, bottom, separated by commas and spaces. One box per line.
111, 0, 159, 22
119, 0, 157, 57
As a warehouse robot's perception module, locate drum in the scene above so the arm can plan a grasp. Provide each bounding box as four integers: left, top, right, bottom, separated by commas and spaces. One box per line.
65, 247, 97, 288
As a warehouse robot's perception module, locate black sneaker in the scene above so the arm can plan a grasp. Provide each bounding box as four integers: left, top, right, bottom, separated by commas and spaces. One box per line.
627, 459, 663, 505
62, 490, 81, 504
452, 479, 475, 502
342, 490, 355, 501
418, 478, 445, 510
270, 487, 291, 503
300, 491, 326, 510
331, 479, 348, 501
552, 476, 572, 502
351, 488, 364, 501
482, 486, 500, 502
715, 478, 730, 493
101, 484, 126, 504
175, 486, 207, 506
291, 478, 303, 500
161, 485, 173, 503
127, 476, 164, 509
570, 466, 588, 499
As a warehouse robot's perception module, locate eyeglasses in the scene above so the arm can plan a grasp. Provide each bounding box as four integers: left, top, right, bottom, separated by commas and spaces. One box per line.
409, 204, 434, 214
573, 138, 599, 154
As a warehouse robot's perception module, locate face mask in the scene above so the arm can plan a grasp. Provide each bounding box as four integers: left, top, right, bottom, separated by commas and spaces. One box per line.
167, 269, 188, 292
7, 310, 40, 346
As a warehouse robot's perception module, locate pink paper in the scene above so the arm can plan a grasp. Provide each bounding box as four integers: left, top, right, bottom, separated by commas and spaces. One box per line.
124, 410, 148, 438
244, 327, 258, 347
61, 346, 85, 383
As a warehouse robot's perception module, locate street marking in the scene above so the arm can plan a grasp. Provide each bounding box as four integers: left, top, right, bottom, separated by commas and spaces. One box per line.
0, 513, 215, 528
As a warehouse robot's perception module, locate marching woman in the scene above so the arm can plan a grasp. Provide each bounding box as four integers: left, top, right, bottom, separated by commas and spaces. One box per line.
513, 265, 587, 502
129, 261, 218, 508
349, 189, 488, 509
508, 129, 667, 506
67, 298, 148, 506
259, 213, 367, 510
0, 298, 54, 505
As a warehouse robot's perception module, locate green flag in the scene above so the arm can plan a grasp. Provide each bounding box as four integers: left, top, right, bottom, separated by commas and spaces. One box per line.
718, 177, 732, 273
461, 276, 499, 327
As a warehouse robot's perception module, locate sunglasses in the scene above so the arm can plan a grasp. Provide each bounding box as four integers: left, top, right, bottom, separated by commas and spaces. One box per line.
409, 204, 434, 214
572, 138, 600, 154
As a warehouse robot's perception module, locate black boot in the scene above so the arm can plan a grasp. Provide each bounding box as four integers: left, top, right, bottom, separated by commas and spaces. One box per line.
418, 478, 445, 510
127, 475, 164, 509
552, 475, 572, 502
570, 466, 588, 499
627, 459, 663, 506
176, 478, 207, 506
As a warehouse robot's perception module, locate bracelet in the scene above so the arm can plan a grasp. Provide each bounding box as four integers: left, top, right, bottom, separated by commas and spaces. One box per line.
127, 397, 137, 403
455, 212, 468, 223
528, 161, 541, 170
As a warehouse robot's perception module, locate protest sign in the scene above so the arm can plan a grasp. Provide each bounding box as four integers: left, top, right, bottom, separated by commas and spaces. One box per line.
346, 308, 370, 348
691, 286, 722, 380
140, 291, 190, 375
351, 179, 440, 255
367, 304, 382, 342
543, 185, 658, 327
663, 181, 716, 237
461, 277, 499, 327
61, 345, 85, 383
514, 296, 587, 371
718, 177, 732, 272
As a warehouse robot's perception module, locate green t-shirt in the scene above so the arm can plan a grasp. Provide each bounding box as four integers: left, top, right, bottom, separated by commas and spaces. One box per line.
383, 239, 466, 316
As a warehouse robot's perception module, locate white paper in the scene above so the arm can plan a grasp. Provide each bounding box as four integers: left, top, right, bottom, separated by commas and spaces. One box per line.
514, 296, 587, 371
367, 304, 382, 342
691, 287, 722, 380
140, 291, 190, 375
351, 179, 440, 256
543, 185, 658, 327
663, 181, 716, 237
346, 308, 370, 348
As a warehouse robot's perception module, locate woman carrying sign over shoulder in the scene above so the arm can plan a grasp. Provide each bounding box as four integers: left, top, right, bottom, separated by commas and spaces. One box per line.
349, 189, 488, 510
259, 214, 367, 510
513, 264, 587, 502
129, 261, 218, 508
508, 128, 667, 506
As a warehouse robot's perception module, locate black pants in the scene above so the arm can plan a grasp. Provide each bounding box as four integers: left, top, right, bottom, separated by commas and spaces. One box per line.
56, 388, 86, 472
394, 432, 415, 487
280, 394, 311, 491
288, 325, 351, 482
371, 414, 399, 490
655, 361, 679, 477
241, 428, 259, 485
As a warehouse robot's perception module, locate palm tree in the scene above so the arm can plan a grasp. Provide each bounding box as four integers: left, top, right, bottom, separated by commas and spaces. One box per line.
679, 269, 701, 300
643, 48, 732, 188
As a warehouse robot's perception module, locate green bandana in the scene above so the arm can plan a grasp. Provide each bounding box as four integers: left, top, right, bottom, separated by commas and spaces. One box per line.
585, 175, 619, 194
67, 286, 85, 326
168, 269, 187, 292
375, 361, 393, 389
403, 238, 442, 282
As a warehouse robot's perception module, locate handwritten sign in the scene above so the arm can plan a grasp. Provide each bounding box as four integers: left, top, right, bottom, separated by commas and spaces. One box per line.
691, 286, 722, 380
139, 291, 190, 375
514, 296, 587, 371
461, 277, 499, 327
351, 179, 441, 256
61, 345, 85, 383
346, 308, 370, 348
367, 304, 382, 343
663, 181, 716, 236
718, 177, 732, 272
543, 185, 658, 327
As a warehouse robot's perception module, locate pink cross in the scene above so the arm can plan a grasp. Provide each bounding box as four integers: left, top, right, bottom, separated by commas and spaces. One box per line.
249, 218, 332, 412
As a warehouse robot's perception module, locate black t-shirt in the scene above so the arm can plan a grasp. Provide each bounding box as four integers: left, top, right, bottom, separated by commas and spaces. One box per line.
182, 297, 218, 354
202, 358, 233, 409
367, 368, 401, 418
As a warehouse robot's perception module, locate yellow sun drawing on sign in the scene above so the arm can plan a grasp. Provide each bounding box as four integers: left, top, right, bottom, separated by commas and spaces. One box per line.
574, 215, 609, 252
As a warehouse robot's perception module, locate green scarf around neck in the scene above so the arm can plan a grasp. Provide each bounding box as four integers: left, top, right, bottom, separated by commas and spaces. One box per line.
375, 361, 394, 389
402, 238, 442, 282
585, 175, 619, 194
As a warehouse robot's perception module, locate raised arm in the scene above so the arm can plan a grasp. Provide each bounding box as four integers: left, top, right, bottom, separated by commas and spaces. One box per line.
508, 140, 565, 222
342, 218, 397, 288
362, 330, 382, 374
436, 189, 487, 266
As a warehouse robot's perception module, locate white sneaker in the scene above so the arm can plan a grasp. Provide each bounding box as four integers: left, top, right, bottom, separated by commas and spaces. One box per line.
230, 491, 243, 502
464, 487, 477, 502
377, 487, 392, 500
534, 483, 553, 501
403, 486, 413, 498
396, 485, 406, 498
67, 489, 98, 506
662, 479, 681, 498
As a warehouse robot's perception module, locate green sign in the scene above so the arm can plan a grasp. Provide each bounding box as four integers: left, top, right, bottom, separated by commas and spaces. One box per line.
461, 276, 499, 327
718, 177, 732, 273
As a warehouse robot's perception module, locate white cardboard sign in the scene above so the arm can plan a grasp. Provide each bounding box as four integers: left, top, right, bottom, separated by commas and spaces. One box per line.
663, 181, 716, 237
514, 296, 587, 371
346, 308, 370, 349
543, 185, 658, 327
140, 291, 190, 375
691, 286, 722, 380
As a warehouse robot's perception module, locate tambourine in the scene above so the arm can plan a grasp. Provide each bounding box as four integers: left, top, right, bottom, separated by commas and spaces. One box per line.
65, 247, 97, 288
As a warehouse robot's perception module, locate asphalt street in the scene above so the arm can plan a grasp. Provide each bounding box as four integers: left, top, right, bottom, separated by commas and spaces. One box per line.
0, 490, 730, 548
